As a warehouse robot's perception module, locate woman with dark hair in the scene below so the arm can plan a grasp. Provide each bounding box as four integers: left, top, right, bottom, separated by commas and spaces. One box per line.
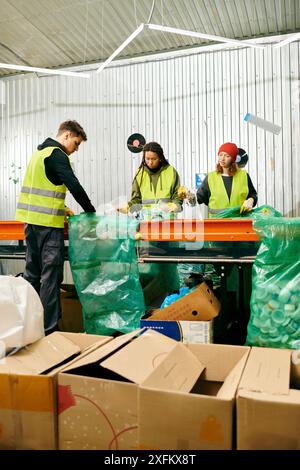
128, 141, 183, 218
197, 142, 257, 217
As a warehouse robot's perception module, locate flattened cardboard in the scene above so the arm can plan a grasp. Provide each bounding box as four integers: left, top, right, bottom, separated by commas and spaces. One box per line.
2, 333, 81, 375
101, 329, 177, 384
150, 282, 220, 321
58, 332, 107, 354
238, 346, 290, 395
62, 329, 143, 372
142, 343, 205, 392
217, 354, 250, 399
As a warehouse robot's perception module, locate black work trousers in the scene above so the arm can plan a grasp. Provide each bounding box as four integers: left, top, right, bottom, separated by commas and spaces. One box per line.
23, 224, 65, 334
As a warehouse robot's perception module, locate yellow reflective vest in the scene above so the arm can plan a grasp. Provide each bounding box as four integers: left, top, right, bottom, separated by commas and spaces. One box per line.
207, 169, 248, 217
135, 165, 175, 208
16, 147, 67, 228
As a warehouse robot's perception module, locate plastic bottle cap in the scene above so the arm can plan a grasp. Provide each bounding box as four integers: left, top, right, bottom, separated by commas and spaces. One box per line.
268, 300, 280, 310
255, 289, 270, 302
290, 295, 299, 304
278, 288, 291, 304
267, 327, 280, 337
267, 285, 280, 295
286, 322, 298, 334
268, 336, 283, 344
284, 304, 295, 312
291, 307, 300, 321
272, 309, 285, 324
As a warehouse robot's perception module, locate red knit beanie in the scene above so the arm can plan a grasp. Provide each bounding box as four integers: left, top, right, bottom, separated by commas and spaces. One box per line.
218, 142, 238, 162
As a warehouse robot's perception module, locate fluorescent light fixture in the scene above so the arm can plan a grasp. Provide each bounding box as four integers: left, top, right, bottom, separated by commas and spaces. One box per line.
96, 23, 145, 74
274, 32, 300, 49
147, 24, 265, 50
0, 62, 90, 78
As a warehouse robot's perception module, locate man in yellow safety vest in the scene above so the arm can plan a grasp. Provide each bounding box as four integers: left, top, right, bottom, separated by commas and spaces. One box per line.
16, 120, 96, 334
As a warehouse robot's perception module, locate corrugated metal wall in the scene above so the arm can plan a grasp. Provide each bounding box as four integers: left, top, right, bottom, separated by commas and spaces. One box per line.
1, 43, 300, 219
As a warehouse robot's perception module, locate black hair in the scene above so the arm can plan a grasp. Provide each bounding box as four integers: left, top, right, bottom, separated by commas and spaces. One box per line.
142, 142, 168, 165
134, 141, 169, 184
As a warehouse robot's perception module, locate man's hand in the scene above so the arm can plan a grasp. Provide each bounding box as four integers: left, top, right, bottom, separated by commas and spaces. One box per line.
240, 198, 254, 214
65, 207, 74, 220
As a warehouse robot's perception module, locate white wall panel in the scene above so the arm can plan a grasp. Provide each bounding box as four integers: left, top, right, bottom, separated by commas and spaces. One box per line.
1, 41, 300, 222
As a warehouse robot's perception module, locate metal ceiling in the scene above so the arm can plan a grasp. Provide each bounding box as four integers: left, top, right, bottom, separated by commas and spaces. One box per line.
0, 0, 300, 77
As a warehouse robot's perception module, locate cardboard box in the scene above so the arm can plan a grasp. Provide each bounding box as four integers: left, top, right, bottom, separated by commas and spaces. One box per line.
138, 343, 250, 450
141, 282, 218, 344
59, 291, 84, 333
0, 332, 111, 449
58, 329, 204, 450
140, 318, 213, 343
149, 282, 220, 321
237, 347, 300, 450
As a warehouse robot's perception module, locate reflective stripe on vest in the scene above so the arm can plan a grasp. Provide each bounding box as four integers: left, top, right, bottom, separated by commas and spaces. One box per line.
207, 170, 248, 218
20, 186, 66, 199
208, 207, 226, 215
142, 197, 171, 204
16, 202, 65, 216
16, 146, 67, 228
135, 165, 175, 209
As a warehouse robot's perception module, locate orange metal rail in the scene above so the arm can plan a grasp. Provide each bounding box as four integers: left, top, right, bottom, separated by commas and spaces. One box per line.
0, 219, 259, 242
0, 221, 69, 241
0, 221, 24, 240
138, 218, 259, 242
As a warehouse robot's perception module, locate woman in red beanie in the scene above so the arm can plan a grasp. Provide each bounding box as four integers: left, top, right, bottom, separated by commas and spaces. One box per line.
196, 142, 257, 216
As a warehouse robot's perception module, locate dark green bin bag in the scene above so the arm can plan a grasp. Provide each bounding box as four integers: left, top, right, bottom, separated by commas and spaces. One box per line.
68, 213, 145, 335
246, 217, 300, 349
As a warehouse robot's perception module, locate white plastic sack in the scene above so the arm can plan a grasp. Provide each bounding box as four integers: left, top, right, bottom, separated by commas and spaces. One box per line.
96, 196, 129, 216
0, 276, 44, 354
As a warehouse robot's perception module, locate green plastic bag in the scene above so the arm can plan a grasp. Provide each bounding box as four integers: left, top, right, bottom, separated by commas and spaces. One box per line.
246, 217, 300, 349
213, 204, 282, 219
204, 204, 280, 259
68, 213, 145, 335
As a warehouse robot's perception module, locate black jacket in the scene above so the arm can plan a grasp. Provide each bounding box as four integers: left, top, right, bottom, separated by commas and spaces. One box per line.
38, 138, 95, 212
197, 172, 257, 207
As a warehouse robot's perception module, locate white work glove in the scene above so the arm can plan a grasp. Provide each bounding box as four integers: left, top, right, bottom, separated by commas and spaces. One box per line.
117, 205, 129, 214
165, 202, 179, 213
240, 198, 254, 213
